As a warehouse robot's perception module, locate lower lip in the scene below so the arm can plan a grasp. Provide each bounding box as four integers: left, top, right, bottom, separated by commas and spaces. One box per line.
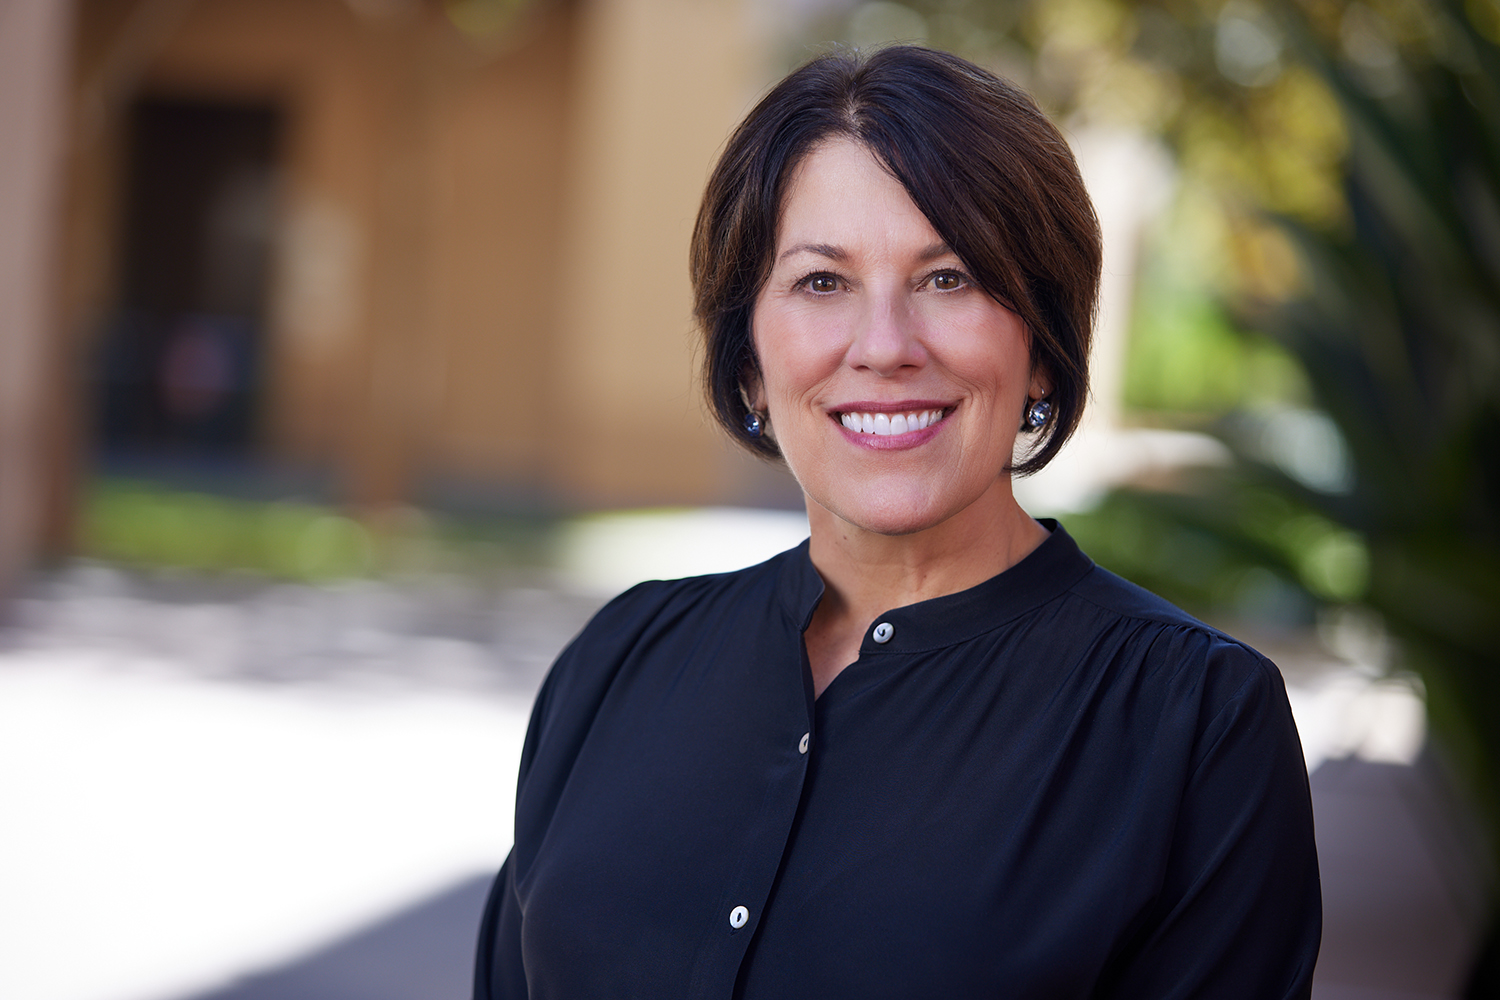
835, 415, 949, 451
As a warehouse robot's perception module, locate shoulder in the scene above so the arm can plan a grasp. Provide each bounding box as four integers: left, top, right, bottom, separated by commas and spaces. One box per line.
522, 545, 801, 755
558, 544, 798, 666
1053, 550, 1297, 769
1065, 558, 1279, 684
1033, 521, 1267, 669
511, 545, 804, 865
1066, 560, 1204, 628
1064, 571, 1320, 995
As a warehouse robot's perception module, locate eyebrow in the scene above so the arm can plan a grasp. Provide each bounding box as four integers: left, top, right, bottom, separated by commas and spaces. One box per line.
776, 241, 956, 264
916, 242, 955, 262
778, 242, 846, 263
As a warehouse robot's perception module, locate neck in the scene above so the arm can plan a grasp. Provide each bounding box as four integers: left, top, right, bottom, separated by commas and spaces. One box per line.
805, 477, 1048, 623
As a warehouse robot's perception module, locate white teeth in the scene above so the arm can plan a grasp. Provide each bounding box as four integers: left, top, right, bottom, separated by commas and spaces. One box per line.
838, 409, 945, 436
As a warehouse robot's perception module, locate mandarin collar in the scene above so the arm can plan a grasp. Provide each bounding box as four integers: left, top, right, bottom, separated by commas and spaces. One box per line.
777, 520, 1094, 651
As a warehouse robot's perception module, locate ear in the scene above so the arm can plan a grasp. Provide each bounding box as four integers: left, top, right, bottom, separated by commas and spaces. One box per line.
1028, 365, 1053, 401
743, 364, 767, 412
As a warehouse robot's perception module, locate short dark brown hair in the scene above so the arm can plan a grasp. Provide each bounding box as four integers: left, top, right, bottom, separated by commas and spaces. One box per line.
690, 45, 1102, 475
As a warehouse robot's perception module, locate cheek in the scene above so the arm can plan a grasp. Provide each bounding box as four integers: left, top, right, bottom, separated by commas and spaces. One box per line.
752, 314, 838, 408
929, 340, 1029, 407
746, 305, 772, 410
958, 321, 1030, 396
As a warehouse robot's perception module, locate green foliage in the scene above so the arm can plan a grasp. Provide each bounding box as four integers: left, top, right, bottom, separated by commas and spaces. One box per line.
1082, 0, 1500, 834
1068, 474, 1370, 624
1072, 0, 1500, 824
1125, 265, 1309, 413
79, 480, 561, 582
1253, 0, 1500, 799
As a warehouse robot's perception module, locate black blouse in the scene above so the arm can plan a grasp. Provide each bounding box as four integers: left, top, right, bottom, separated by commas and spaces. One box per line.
474, 522, 1320, 999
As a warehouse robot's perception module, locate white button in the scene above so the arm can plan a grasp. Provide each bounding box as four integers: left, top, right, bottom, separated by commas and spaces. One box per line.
798, 732, 810, 754
729, 905, 749, 929
872, 621, 894, 643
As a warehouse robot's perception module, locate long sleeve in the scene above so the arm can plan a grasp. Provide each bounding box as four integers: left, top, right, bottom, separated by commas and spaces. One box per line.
473, 853, 527, 1000
471, 578, 691, 1000
1098, 656, 1322, 999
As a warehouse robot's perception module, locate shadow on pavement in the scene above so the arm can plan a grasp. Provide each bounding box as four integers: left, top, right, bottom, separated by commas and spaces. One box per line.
179, 872, 494, 1000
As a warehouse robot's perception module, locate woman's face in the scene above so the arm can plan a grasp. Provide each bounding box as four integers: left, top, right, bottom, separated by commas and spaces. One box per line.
750, 139, 1046, 537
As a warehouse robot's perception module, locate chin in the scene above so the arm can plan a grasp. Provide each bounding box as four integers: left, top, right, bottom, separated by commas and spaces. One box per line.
812, 490, 954, 537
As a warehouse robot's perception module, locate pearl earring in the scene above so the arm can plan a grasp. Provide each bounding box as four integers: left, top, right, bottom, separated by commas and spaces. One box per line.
744, 411, 765, 438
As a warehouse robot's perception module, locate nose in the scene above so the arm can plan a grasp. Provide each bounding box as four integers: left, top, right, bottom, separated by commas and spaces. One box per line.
845, 296, 926, 376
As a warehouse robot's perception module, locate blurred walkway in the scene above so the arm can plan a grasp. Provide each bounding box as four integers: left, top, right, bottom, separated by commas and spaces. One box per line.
0, 557, 1489, 1000
183, 875, 494, 1000
0, 563, 601, 1000
1312, 755, 1489, 1000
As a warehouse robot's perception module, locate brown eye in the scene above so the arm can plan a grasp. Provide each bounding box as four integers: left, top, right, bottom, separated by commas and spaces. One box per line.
806, 274, 838, 293
933, 271, 964, 290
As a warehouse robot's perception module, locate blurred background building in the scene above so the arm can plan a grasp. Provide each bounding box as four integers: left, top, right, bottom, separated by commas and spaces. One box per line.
6, 0, 786, 582
3, 0, 1499, 997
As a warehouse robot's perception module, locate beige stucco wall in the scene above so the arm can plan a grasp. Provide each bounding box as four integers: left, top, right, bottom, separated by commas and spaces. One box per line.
58, 0, 769, 512
548, 0, 760, 505
101, 0, 579, 506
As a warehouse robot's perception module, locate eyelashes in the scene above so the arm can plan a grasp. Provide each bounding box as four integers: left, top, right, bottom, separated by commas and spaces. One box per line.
789, 268, 973, 295
795, 271, 841, 294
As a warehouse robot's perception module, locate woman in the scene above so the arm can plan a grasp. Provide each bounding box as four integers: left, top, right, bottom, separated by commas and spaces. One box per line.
475, 45, 1320, 999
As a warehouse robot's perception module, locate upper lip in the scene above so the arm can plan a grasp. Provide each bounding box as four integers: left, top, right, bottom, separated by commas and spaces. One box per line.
829, 400, 955, 414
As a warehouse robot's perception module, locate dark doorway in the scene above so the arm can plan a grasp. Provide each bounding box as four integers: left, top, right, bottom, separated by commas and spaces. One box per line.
95, 96, 282, 459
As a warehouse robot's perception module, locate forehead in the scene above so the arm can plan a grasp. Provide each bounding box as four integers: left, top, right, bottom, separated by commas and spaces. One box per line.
775, 139, 945, 255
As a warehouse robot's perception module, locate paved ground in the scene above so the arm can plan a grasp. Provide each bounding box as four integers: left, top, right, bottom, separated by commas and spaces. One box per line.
184, 875, 495, 1000
0, 557, 1489, 1000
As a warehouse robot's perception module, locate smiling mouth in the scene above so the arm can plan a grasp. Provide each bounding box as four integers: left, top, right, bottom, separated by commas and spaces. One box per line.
836, 408, 950, 436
